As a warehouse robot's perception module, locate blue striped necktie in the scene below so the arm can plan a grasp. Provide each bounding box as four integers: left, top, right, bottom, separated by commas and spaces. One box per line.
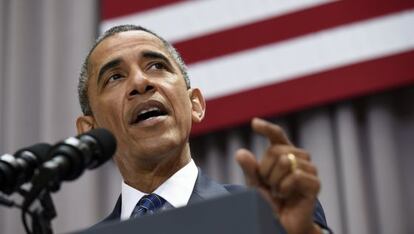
130, 193, 166, 218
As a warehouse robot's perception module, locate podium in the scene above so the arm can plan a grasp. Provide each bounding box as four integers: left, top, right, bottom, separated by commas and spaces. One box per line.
74, 189, 286, 234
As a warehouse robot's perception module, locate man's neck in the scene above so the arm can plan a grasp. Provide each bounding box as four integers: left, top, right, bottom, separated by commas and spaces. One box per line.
117, 143, 192, 193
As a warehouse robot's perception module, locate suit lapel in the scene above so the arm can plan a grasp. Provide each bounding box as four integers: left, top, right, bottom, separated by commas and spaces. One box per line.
188, 168, 230, 204
98, 195, 122, 224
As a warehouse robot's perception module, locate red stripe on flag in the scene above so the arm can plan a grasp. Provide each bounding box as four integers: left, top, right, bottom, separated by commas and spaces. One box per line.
101, 0, 185, 20
175, 1, 414, 65
191, 50, 414, 136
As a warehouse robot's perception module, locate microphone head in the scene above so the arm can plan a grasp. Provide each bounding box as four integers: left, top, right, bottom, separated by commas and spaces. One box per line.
14, 143, 52, 163
0, 143, 51, 194
82, 128, 117, 168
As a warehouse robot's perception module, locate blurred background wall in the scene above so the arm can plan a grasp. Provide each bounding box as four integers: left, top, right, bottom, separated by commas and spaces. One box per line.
1, 0, 414, 233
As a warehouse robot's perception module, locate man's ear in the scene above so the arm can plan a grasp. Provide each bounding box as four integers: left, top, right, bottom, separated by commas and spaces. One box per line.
76, 115, 96, 134
189, 88, 206, 123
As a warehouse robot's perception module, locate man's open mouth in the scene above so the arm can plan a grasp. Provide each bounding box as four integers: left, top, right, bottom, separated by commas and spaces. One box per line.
130, 101, 169, 125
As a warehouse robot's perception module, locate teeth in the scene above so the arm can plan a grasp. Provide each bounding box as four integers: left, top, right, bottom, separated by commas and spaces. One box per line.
138, 107, 160, 115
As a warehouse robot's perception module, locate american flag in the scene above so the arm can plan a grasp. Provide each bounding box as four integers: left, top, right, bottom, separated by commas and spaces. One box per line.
101, 0, 414, 135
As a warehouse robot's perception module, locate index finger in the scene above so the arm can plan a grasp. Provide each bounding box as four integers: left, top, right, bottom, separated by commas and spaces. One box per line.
251, 118, 292, 145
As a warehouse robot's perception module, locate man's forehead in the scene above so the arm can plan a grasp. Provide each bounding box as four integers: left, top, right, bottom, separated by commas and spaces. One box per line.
90, 30, 170, 68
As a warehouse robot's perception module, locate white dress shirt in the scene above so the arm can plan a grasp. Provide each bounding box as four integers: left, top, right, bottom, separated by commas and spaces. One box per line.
120, 159, 198, 220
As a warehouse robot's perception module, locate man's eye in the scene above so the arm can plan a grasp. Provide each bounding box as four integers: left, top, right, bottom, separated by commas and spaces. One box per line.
149, 62, 167, 71
107, 74, 123, 83
103, 74, 123, 87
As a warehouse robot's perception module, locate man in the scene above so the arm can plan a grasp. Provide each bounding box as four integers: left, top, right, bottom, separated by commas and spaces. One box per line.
76, 25, 330, 234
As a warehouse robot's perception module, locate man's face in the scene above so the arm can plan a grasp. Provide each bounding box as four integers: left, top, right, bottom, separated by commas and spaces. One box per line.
80, 31, 204, 165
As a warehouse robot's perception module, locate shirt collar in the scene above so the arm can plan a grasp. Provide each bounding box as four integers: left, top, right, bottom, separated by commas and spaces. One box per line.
120, 159, 198, 220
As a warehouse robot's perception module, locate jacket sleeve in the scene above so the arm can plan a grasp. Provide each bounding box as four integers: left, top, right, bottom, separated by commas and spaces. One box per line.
313, 199, 333, 233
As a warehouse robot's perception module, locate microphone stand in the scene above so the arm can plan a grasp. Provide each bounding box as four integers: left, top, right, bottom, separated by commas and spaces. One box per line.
21, 166, 60, 234
30, 190, 56, 234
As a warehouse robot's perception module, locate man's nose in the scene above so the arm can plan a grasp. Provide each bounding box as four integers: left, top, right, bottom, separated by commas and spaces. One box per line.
127, 71, 154, 97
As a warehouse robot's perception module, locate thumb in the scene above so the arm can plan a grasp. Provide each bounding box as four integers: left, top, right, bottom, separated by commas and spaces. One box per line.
235, 149, 261, 187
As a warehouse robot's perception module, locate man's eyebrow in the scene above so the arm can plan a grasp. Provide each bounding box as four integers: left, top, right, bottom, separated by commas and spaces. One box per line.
97, 58, 122, 85
142, 51, 173, 67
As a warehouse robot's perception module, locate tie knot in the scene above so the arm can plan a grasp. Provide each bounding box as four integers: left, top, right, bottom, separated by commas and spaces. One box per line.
139, 193, 166, 210
130, 193, 166, 218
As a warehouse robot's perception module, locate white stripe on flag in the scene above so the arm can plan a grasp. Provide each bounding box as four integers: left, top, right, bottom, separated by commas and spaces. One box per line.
100, 0, 335, 42
188, 10, 414, 99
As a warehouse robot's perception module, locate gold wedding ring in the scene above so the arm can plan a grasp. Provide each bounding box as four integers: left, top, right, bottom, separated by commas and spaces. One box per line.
287, 153, 297, 172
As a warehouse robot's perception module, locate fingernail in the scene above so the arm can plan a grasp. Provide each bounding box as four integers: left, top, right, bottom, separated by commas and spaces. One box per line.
252, 117, 264, 125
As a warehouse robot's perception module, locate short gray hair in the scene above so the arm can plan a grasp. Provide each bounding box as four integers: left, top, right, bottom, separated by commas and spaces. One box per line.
78, 25, 190, 115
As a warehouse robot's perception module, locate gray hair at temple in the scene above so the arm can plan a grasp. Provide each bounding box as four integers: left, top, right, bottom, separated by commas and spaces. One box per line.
78, 25, 190, 116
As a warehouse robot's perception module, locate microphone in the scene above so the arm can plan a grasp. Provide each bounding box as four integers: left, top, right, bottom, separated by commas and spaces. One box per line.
42, 128, 117, 181
0, 143, 52, 194
22, 128, 116, 209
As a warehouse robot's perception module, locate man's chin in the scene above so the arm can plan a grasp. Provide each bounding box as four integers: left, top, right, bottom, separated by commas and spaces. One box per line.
131, 137, 185, 158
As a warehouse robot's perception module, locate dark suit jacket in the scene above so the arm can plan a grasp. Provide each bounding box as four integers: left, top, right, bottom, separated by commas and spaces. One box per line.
97, 169, 330, 231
